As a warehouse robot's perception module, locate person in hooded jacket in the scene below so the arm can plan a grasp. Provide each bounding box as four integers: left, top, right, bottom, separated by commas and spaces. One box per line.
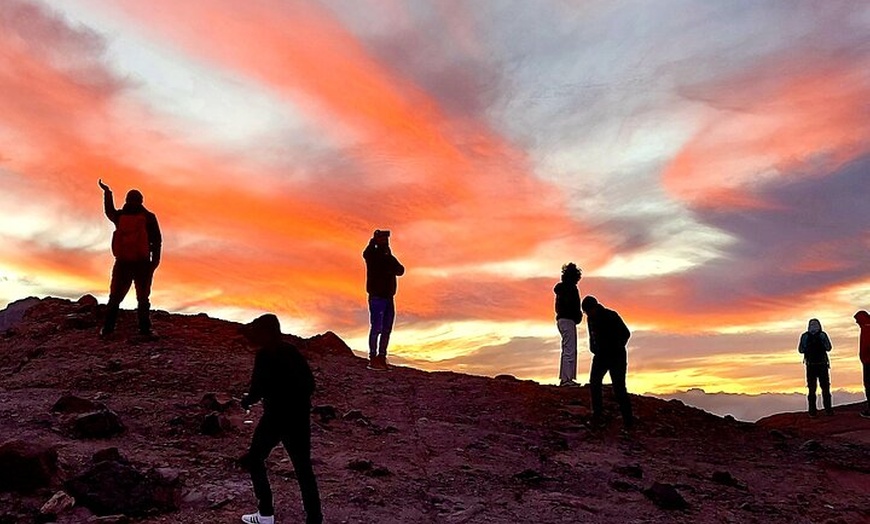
554, 263, 582, 386
798, 318, 834, 416
99, 179, 161, 337
854, 310, 870, 418
239, 314, 322, 524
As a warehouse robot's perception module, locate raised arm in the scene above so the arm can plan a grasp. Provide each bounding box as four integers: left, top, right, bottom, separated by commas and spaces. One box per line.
99, 179, 119, 224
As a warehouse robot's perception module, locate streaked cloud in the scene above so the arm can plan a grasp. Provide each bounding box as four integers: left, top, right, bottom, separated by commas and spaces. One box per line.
0, 0, 867, 399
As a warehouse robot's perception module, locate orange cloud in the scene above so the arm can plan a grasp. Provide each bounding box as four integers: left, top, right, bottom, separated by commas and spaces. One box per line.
662, 53, 870, 208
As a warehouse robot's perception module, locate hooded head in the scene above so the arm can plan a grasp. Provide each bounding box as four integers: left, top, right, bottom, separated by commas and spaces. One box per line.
807, 318, 822, 334
239, 313, 282, 346
561, 262, 582, 284
855, 310, 870, 325
125, 189, 144, 206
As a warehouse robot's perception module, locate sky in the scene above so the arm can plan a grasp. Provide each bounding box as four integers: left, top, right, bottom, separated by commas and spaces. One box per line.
1, 0, 868, 410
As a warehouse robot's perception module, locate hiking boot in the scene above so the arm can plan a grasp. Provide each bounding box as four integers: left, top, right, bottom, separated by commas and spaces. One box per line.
825, 408, 834, 417
379, 355, 390, 369
808, 410, 818, 418
367, 357, 383, 370
860, 410, 870, 419
559, 379, 580, 387
98, 327, 114, 339
241, 511, 274, 524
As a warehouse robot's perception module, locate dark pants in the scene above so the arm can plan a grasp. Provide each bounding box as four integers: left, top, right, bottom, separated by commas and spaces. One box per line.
368, 296, 395, 359
863, 362, 869, 411
589, 352, 634, 425
103, 260, 154, 333
243, 412, 322, 524
806, 363, 832, 413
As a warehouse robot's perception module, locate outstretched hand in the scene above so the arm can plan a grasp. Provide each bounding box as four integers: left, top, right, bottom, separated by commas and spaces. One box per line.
98, 179, 111, 192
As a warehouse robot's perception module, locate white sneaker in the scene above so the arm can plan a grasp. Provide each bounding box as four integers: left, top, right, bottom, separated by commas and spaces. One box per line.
241, 512, 274, 524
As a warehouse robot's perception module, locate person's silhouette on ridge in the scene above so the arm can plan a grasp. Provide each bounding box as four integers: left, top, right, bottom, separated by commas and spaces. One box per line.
98, 179, 161, 337
239, 314, 323, 524
582, 295, 634, 429
798, 318, 834, 417
855, 310, 870, 418
363, 229, 405, 370
555, 263, 583, 387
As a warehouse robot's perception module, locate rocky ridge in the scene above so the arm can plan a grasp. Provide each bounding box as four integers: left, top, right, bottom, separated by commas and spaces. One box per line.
0, 297, 868, 523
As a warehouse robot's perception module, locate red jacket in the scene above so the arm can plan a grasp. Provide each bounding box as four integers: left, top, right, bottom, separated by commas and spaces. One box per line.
856, 311, 870, 364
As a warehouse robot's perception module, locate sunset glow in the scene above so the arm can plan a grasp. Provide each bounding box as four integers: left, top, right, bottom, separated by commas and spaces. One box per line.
1, 1, 868, 400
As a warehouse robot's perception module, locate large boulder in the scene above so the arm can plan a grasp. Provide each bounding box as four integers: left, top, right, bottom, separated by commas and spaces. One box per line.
0, 439, 58, 492
65, 460, 182, 516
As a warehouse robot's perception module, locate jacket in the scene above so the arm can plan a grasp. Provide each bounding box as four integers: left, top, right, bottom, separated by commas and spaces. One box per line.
104, 191, 162, 262
363, 243, 405, 298
587, 306, 630, 357
554, 282, 582, 323
798, 319, 832, 365
244, 342, 315, 416
856, 311, 870, 365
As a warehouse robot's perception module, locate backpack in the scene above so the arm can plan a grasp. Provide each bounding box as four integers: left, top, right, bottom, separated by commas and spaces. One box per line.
804, 332, 828, 365
112, 213, 150, 262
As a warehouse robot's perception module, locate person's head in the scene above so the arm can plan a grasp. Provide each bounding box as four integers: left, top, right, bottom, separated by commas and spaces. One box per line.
125, 189, 144, 206
855, 310, 870, 325
807, 318, 822, 334
561, 262, 582, 284
581, 295, 600, 316
373, 229, 390, 246
239, 313, 282, 347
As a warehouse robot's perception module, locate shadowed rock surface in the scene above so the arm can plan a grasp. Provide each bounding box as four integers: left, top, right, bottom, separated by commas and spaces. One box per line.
0, 297, 868, 523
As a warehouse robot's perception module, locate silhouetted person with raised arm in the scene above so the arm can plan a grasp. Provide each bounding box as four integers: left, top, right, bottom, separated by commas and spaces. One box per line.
582, 295, 634, 429
98, 179, 161, 337
856, 311, 870, 418
555, 263, 583, 387
239, 314, 322, 524
363, 229, 405, 370
798, 318, 834, 417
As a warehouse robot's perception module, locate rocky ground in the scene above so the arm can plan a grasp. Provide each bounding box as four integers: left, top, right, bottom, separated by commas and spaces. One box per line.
0, 297, 868, 524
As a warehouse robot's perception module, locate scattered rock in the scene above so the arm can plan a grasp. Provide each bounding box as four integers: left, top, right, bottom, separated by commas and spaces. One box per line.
367, 466, 392, 477
40, 490, 76, 517
200, 412, 231, 436
77, 295, 99, 309
348, 459, 373, 472
69, 410, 124, 439
0, 439, 58, 492
61, 313, 98, 330
88, 515, 129, 523
92, 448, 124, 464
342, 409, 368, 422
512, 469, 545, 485
609, 479, 639, 492
495, 374, 518, 381
199, 393, 235, 412
312, 405, 338, 423
613, 464, 644, 479
52, 395, 103, 414
800, 439, 823, 452
712, 470, 745, 489
65, 460, 182, 516
644, 482, 688, 510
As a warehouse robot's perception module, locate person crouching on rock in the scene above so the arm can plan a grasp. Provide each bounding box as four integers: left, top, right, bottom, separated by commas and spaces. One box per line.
798, 318, 834, 417
582, 295, 634, 430
239, 314, 323, 524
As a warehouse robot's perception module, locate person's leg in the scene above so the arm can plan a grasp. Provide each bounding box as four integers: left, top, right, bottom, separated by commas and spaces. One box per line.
819, 365, 832, 414
132, 261, 153, 334
864, 363, 870, 412
103, 262, 133, 334
589, 356, 608, 418
609, 356, 634, 427
367, 297, 386, 360
806, 365, 818, 415
377, 298, 396, 359
557, 319, 577, 384
242, 417, 282, 517
282, 420, 322, 524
